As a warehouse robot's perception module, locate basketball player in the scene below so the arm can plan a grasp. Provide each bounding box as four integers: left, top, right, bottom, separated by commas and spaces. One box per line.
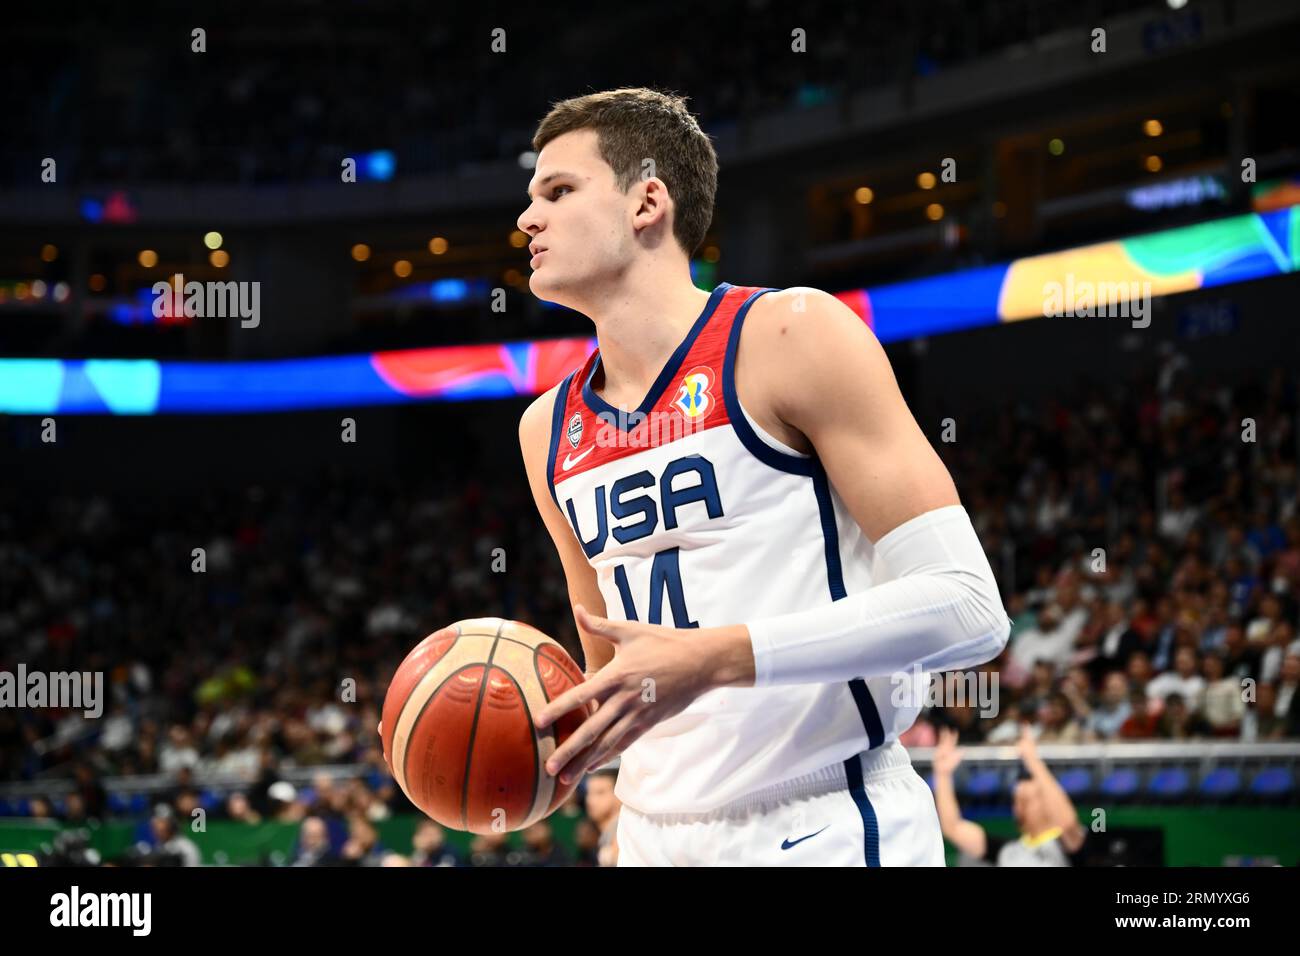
516, 88, 1011, 866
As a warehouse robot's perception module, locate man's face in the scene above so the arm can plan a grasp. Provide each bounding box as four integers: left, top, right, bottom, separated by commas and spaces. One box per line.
518, 129, 633, 305
1012, 781, 1045, 832
301, 818, 327, 851
1103, 673, 1128, 705
413, 822, 442, 853
583, 774, 619, 822
1128, 653, 1152, 683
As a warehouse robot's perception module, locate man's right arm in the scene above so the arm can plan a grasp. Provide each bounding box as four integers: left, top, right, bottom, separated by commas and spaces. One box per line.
519, 386, 615, 676
932, 729, 988, 859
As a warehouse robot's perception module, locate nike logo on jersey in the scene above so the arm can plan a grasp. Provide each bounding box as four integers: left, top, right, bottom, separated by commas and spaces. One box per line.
561, 446, 595, 471
780, 825, 829, 850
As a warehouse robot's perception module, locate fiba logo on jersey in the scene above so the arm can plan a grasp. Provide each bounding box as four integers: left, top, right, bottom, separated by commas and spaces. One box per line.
567, 412, 583, 449
675, 365, 714, 420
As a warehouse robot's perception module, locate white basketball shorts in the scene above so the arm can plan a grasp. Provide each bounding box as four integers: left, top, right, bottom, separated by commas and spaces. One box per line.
615, 740, 945, 866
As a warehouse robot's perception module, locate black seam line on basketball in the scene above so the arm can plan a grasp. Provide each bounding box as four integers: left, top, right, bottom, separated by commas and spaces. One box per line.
397, 626, 463, 791
495, 659, 541, 826
460, 619, 506, 832
531, 646, 569, 816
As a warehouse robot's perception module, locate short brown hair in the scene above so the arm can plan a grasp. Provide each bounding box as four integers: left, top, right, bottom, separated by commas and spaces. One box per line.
531, 88, 718, 257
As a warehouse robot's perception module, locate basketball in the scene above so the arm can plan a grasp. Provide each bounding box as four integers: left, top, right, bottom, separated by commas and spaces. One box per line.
381, 618, 592, 834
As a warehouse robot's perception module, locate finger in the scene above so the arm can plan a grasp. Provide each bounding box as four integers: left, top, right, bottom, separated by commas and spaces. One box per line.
579, 712, 639, 775
547, 696, 623, 778
556, 739, 606, 786
535, 673, 610, 730
564, 710, 648, 784
581, 710, 641, 773
581, 672, 605, 713
545, 695, 626, 780
574, 604, 628, 644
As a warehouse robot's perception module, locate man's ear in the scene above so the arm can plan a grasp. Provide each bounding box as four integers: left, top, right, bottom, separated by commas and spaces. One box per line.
634, 178, 670, 231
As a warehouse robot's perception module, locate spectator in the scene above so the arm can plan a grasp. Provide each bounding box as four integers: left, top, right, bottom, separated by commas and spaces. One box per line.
1158, 485, 1200, 544
267, 781, 306, 823
340, 815, 384, 866
159, 725, 200, 774
986, 698, 1038, 744
1200, 653, 1246, 736
520, 820, 572, 867
1260, 620, 1296, 684
468, 831, 513, 867
1146, 647, 1206, 712
1126, 651, 1155, 698
1085, 601, 1142, 682
149, 808, 202, 867
1082, 672, 1132, 741
1275, 654, 1300, 725
1119, 692, 1159, 739
410, 820, 462, 867
1156, 694, 1212, 740
224, 791, 263, 824
933, 727, 1086, 866
572, 818, 601, 867
582, 767, 622, 867
1035, 692, 1083, 744
1247, 595, 1284, 644
1220, 624, 1260, 682
291, 816, 337, 867
1009, 605, 1075, 674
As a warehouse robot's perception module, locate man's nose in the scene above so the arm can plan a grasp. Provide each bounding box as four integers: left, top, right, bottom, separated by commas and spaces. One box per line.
517, 206, 541, 236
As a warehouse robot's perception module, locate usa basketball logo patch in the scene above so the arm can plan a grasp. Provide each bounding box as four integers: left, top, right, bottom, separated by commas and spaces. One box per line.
567, 412, 583, 448
675, 365, 715, 420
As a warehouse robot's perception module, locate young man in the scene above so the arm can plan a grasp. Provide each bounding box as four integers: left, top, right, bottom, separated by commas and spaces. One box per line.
932, 726, 1087, 866
517, 88, 1010, 866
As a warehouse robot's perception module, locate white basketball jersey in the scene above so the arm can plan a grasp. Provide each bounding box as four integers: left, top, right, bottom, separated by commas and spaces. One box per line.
545, 283, 924, 815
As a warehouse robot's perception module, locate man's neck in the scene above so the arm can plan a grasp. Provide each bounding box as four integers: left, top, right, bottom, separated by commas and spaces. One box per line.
582, 270, 714, 409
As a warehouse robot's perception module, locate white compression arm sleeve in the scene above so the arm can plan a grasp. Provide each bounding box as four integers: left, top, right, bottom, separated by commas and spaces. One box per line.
746, 504, 1011, 687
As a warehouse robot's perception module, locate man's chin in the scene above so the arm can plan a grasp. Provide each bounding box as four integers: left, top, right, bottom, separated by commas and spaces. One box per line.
529, 272, 567, 303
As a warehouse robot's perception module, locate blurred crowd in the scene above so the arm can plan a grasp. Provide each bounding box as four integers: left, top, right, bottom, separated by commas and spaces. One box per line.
31, 765, 623, 868
0, 354, 1296, 864
3, 0, 1153, 185
910, 357, 1298, 746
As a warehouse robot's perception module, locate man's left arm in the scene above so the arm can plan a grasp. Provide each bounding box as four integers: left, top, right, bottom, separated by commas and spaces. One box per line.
737, 287, 1011, 686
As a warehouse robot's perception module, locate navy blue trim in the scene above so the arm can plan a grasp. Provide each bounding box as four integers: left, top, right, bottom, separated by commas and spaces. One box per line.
813, 462, 886, 750
848, 678, 886, 749
581, 283, 732, 430
811, 464, 848, 601
545, 371, 577, 509
844, 754, 881, 867
721, 287, 815, 476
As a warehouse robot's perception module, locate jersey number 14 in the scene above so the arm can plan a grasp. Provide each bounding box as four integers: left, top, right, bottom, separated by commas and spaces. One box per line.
612, 548, 699, 628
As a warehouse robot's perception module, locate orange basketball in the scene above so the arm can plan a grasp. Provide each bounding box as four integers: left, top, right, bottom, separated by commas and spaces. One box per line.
381, 617, 592, 834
